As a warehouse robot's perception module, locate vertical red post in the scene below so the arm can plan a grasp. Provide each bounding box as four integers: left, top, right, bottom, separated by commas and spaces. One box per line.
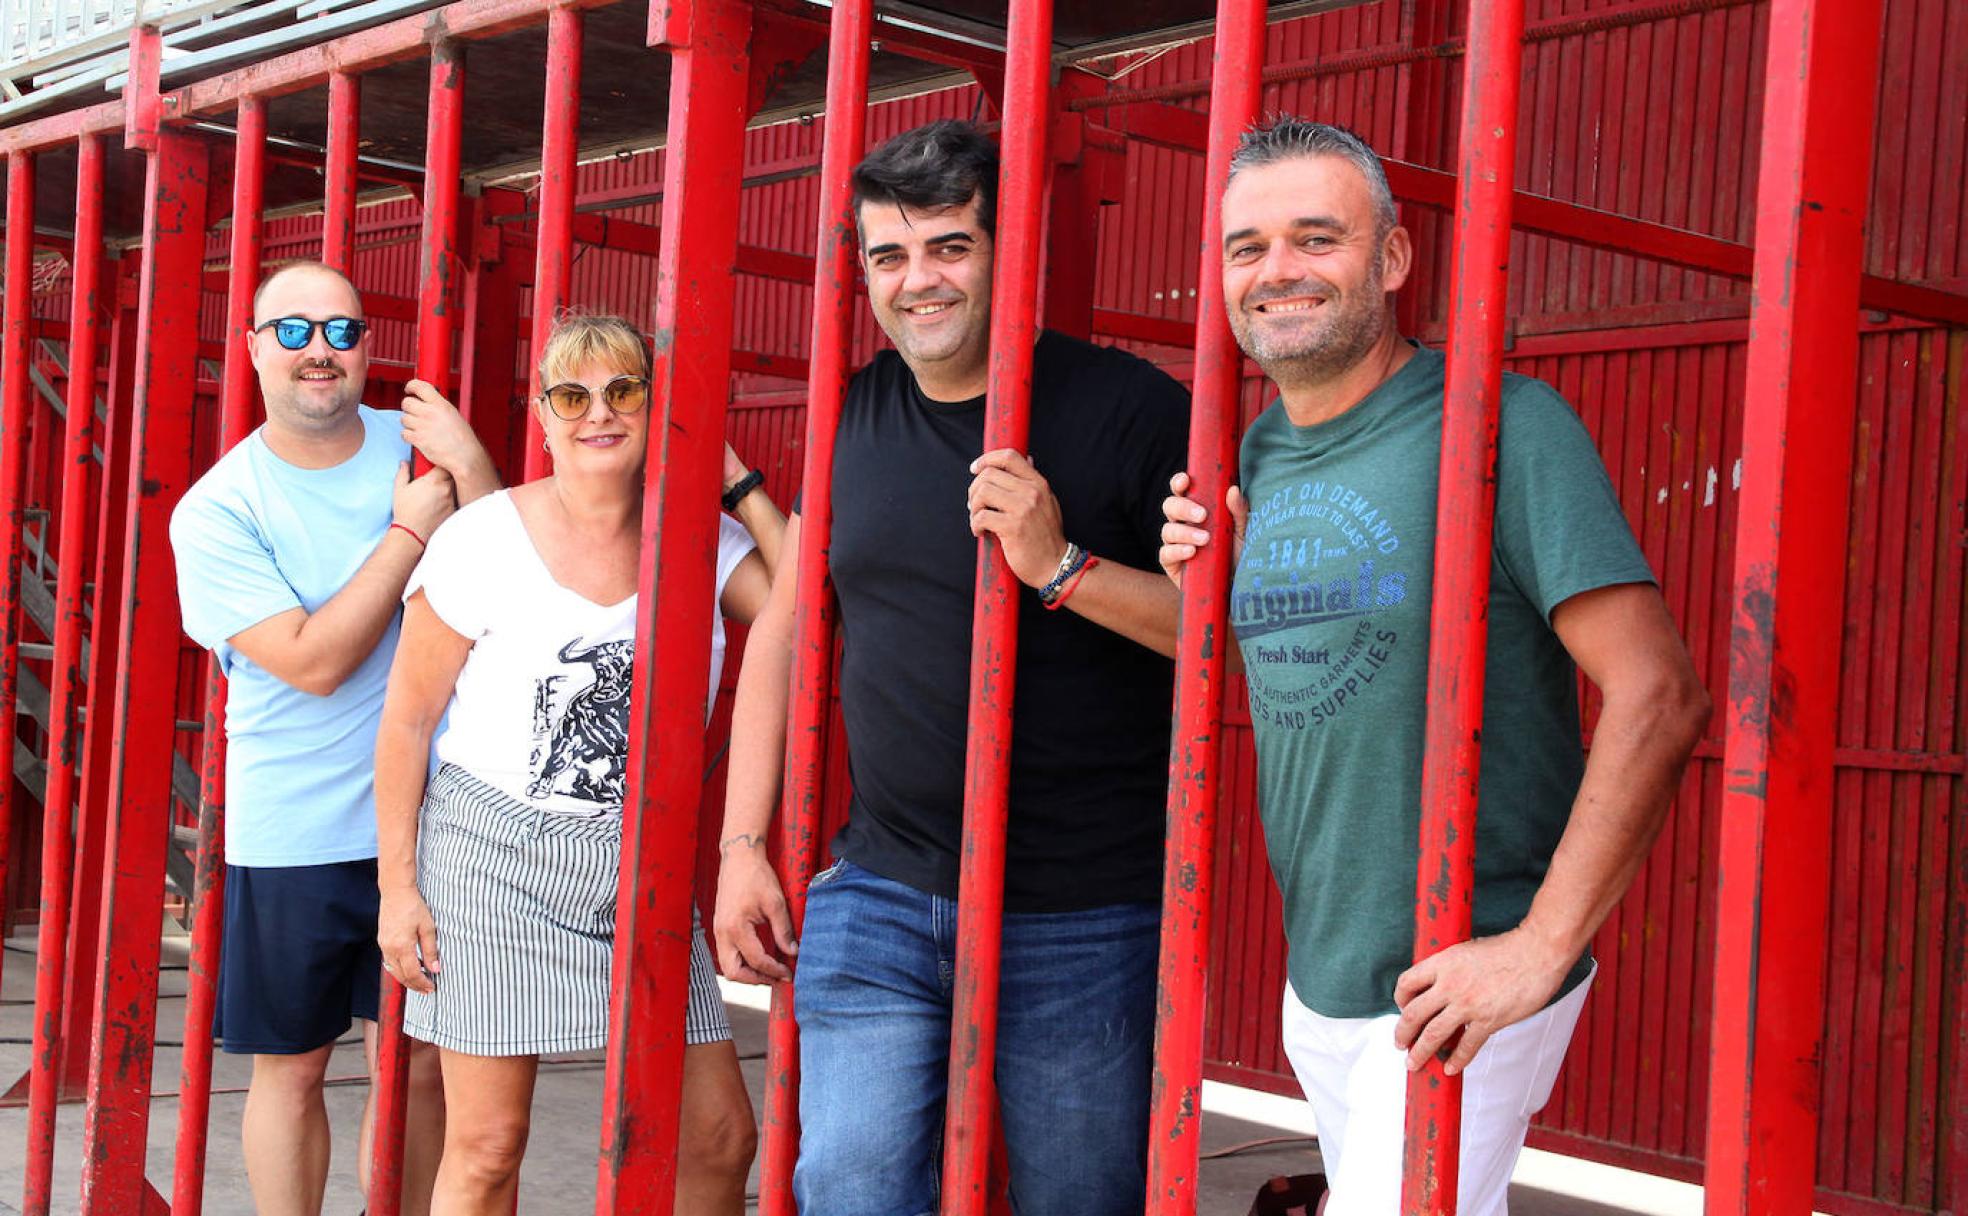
417, 43, 465, 402
1704, 1, 1884, 1211
61, 253, 139, 1110
77, 124, 210, 1216
754, 2, 869, 1212
592, 0, 751, 1210
21, 133, 103, 1216
461, 202, 525, 481
1401, 2, 1526, 1212
371, 42, 467, 1216
1142, 1, 1264, 1212
0, 151, 33, 1000
324, 72, 360, 273
168, 96, 265, 1216
940, 1, 1050, 1212
524, 3, 582, 482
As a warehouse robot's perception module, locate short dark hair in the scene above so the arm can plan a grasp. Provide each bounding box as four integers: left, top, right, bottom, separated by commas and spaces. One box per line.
850, 120, 1000, 241
1229, 117, 1398, 238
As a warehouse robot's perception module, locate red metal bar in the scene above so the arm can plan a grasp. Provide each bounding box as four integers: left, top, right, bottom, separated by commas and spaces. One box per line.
372, 42, 467, 1215
168, 93, 265, 1216
461, 197, 525, 480
1704, 0, 1885, 1210
20, 132, 103, 1216
593, 1, 752, 1210
417, 43, 465, 401
940, 0, 1050, 1211
1143, 1, 1263, 1211
0, 151, 32, 1002
1402, 1, 1526, 1212
755, 0, 869, 1210
59, 254, 139, 1114
323, 72, 360, 271
78, 124, 210, 1216
524, 3, 582, 482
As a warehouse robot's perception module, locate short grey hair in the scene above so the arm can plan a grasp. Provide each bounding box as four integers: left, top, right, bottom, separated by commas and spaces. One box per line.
1228, 117, 1398, 237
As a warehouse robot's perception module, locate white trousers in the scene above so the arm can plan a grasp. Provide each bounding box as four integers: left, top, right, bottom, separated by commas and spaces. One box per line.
1279, 966, 1593, 1216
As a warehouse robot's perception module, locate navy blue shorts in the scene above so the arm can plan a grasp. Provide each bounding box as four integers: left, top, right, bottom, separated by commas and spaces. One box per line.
218, 859, 382, 1055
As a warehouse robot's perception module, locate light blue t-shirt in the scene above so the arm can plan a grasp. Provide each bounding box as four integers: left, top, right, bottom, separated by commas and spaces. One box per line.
170, 405, 411, 867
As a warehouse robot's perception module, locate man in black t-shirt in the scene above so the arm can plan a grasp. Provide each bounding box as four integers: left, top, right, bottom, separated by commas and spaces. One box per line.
713, 121, 1189, 1215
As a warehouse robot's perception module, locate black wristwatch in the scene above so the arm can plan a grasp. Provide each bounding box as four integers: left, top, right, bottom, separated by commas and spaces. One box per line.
722, 469, 765, 512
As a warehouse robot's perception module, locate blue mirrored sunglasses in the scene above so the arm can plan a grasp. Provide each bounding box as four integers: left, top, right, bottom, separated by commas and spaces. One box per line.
256, 315, 368, 351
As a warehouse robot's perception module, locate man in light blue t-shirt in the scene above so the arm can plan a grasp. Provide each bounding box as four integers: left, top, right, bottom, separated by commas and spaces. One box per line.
171, 261, 498, 1216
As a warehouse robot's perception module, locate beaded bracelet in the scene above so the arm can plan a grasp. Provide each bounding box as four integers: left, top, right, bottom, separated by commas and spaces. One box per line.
1043, 555, 1099, 611
1038, 542, 1091, 606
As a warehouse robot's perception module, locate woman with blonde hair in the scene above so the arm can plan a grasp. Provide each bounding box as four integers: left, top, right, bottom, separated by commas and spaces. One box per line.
374, 312, 782, 1214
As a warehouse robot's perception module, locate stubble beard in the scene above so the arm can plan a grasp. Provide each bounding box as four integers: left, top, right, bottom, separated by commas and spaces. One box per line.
263, 363, 361, 433
1233, 256, 1389, 392
883, 296, 991, 385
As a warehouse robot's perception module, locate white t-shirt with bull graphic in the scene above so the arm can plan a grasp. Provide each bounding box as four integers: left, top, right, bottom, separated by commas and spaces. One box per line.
407, 489, 755, 817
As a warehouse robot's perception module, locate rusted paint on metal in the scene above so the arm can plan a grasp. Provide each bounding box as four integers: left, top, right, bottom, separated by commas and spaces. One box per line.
0, 151, 33, 1006
324, 72, 361, 271
78, 126, 211, 1216
1143, 3, 1263, 1210
1402, 1, 1526, 1211
523, 3, 581, 483
756, 0, 869, 1210
168, 93, 264, 1216
1704, 1, 1887, 1212
417, 41, 466, 387
940, 2, 1050, 1212
594, 0, 753, 1211
21, 131, 105, 1216
373, 46, 470, 1213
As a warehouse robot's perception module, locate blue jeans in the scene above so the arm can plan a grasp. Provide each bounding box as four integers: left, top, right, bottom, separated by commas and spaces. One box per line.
793, 859, 1159, 1216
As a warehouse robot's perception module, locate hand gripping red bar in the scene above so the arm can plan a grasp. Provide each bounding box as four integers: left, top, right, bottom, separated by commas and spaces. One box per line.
1401, 1, 1526, 1212
167, 95, 266, 1216
940, 0, 1051, 1212
1704, 1, 1886, 1211
1143, 1, 1265, 1212
523, 3, 582, 483
372, 43, 466, 1216
21, 133, 103, 1216
755, 1, 869, 1212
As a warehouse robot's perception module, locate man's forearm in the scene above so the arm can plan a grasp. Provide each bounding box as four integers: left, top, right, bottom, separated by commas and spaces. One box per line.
1061, 559, 1181, 658
1518, 682, 1707, 962
290, 529, 424, 691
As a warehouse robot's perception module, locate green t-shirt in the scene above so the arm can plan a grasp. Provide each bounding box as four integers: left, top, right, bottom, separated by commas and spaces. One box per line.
1232, 345, 1654, 1018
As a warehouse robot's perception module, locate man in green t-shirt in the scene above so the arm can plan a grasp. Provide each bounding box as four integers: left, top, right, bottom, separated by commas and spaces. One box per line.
1159, 117, 1711, 1213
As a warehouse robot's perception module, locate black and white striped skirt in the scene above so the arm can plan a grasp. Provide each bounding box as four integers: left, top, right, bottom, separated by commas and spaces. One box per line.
403, 763, 730, 1056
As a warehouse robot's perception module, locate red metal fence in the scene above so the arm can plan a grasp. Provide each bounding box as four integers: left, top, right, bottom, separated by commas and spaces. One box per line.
0, 0, 1964, 1211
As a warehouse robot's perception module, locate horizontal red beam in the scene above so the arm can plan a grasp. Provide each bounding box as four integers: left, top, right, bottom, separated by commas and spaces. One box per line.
1084, 104, 1968, 329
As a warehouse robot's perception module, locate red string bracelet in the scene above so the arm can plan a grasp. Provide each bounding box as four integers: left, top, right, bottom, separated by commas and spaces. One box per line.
389, 521, 427, 548
1043, 555, 1099, 611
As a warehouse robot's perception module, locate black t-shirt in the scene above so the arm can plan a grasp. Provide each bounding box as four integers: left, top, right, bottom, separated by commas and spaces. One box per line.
822, 330, 1191, 912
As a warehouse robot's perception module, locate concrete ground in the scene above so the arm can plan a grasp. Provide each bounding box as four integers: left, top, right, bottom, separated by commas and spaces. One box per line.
0, 923, 1719, 1214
